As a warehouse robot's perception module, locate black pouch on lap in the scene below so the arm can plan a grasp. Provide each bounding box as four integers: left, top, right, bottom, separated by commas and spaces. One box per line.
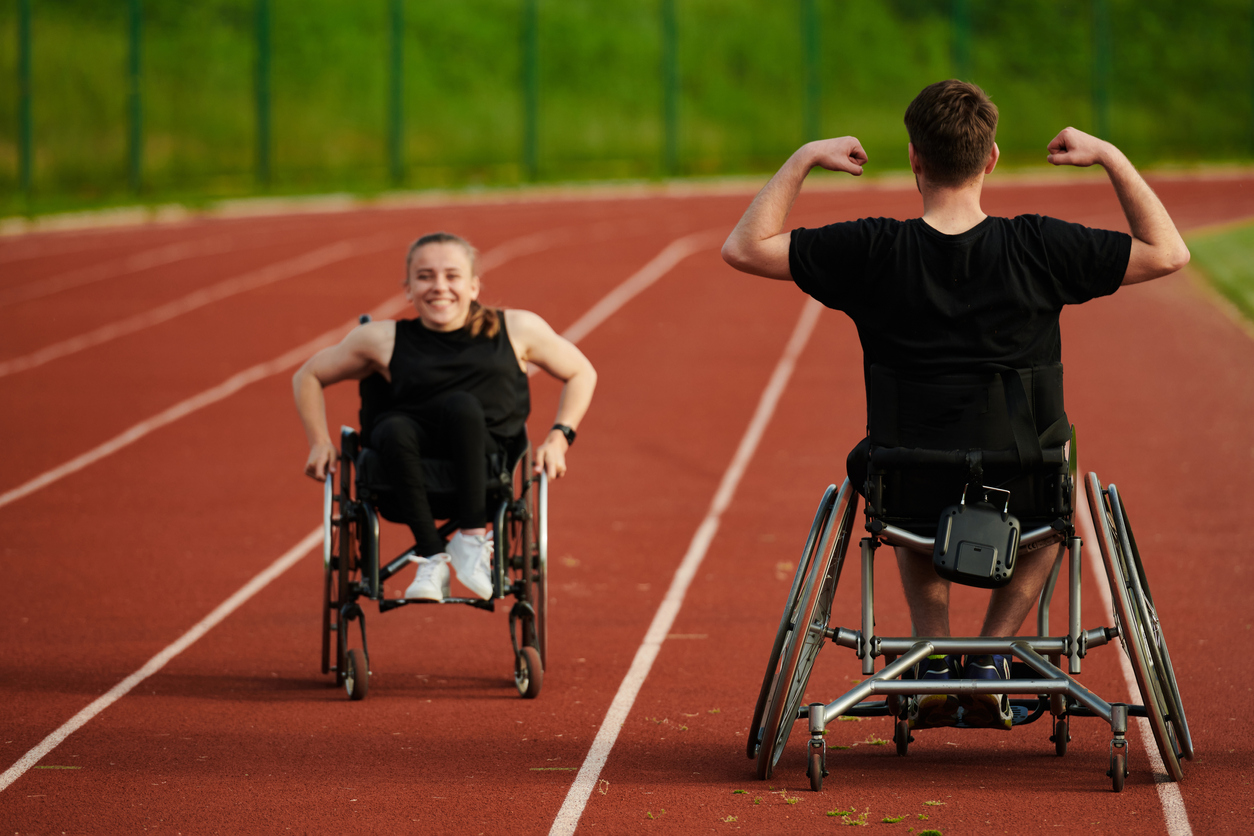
933, 486, 1020, 589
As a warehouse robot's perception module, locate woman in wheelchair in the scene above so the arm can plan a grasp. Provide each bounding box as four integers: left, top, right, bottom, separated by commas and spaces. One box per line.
293, 231, 596, 602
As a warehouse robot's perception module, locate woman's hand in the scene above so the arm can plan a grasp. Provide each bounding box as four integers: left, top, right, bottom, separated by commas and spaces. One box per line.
304, 440, 338, 481
534, 430, 569, 480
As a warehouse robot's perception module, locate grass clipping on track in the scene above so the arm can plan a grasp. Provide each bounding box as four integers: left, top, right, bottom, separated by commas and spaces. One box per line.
1187, 221, 1254, 324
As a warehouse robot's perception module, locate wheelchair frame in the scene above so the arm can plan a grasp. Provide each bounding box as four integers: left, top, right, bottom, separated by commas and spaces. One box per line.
748, 464, 1192, 793
321, 425, 549, 700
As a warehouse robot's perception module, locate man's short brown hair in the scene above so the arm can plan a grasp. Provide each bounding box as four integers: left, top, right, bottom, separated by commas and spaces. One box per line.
904, 80, 998, 186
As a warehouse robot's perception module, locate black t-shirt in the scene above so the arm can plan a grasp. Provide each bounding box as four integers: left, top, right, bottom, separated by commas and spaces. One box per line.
789, 214, 1131, 378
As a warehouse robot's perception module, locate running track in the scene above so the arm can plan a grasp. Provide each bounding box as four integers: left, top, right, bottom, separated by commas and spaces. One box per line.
1, 175, 1252, 835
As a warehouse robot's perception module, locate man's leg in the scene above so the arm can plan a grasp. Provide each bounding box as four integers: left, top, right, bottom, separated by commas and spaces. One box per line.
895, 547, 951, 637
979, 541, 1063, 636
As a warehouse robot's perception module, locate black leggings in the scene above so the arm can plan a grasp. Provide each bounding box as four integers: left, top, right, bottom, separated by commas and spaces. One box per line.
370, 392, 500, 557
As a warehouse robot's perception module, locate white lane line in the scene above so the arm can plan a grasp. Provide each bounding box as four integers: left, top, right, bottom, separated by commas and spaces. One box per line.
0, 228, 696, 512
1076, 487, 1192, 835
561, 229, 724, 344
0, 233, 239, 306
549, 298, 823, 836
0, 527, 322, 794
0, 235, 394, 379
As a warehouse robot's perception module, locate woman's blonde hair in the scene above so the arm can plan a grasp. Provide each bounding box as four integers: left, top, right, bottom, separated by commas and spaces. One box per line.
404, 231, 499, 338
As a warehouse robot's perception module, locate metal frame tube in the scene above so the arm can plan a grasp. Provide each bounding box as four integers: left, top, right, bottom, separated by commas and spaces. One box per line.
1069, 535, 1083, 673
860, 537, 875, 675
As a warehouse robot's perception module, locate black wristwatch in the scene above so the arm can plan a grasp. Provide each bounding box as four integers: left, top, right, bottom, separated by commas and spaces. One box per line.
551, 424, 576, 446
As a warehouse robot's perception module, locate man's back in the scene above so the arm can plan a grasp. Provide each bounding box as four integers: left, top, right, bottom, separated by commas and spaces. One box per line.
789, 214, 1130, 378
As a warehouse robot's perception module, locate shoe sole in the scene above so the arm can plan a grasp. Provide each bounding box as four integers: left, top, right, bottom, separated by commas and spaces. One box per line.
910, 694, 960, 729
960, 694, 1013, 730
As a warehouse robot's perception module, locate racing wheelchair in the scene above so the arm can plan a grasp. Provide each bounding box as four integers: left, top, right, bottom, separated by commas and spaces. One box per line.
321, 397, 548, 702
748, 363, 1192, 792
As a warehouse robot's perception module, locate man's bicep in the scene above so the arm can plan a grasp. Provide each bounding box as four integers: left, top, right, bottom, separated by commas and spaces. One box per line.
724, 231, 793, 280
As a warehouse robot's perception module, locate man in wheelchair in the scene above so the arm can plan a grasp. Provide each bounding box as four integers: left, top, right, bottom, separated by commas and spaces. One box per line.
293, 231, 596, 602
722, 81, 1189, 730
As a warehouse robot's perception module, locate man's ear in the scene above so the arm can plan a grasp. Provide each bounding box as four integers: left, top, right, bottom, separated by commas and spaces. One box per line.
908, 142, 924, 176
984, 142, 999, 175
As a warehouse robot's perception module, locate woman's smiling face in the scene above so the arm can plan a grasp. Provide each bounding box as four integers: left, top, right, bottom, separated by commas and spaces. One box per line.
404, 241, 481, 332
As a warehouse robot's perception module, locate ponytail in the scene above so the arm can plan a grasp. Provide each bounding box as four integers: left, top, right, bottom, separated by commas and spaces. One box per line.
466, 300, 501, 338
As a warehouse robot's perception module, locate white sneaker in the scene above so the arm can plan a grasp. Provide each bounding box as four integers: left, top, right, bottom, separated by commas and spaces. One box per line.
404, 554, 450, 601
447, 531, 494, 600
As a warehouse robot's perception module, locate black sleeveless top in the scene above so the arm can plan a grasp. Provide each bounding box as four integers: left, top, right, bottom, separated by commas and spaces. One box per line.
359, 313, 530, 443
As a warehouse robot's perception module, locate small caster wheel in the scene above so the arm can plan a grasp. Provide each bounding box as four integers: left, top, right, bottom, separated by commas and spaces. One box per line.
345, 648, 369, 701
894, 719, 912, 756
807, 744, 826, 792
1108, 742, 1127, 792
515, 646, 543, 699
1052, 717, 1070, 757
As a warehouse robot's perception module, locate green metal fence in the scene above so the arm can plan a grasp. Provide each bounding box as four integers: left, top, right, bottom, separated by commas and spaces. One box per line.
3, 0, 1253, 211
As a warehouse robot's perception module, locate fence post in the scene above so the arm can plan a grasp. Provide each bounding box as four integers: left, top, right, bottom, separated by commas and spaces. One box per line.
18, 0, 32, 196
951, 0, 970, 80
128, 0, 143, 194
801, 0, 820, 142
256, 0, 272, 186
389, 0, 404, 186
1091, 0, 1111, 139
521, 0, 539, 181
661, 0, 678, 176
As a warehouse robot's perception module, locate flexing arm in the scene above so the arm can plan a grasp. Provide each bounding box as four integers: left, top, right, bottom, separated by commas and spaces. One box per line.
721, 137, 868, 280
292, 321, 392, 481
505, 309, 597, 480
1047, 127, 1190, 284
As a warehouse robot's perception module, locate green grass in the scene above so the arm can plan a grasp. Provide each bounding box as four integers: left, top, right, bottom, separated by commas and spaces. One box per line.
2, 0, 1253, 217
1187, 221, 1254, 324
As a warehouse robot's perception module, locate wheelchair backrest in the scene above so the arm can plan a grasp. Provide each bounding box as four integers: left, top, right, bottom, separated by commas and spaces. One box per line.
859, 363, 1072, 534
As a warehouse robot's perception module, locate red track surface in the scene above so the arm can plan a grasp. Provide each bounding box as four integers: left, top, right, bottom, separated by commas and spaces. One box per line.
1, 175, 1252, 835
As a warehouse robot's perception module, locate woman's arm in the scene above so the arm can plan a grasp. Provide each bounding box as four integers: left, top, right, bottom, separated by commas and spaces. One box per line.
505, 309, 597, 479
292, 321, 393, 481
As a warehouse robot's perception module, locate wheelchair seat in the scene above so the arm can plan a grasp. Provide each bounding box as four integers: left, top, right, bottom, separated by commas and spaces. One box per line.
852, 362, 1073, 536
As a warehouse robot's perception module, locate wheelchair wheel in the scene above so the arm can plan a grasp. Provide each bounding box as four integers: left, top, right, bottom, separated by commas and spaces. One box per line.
1053, 717, 1069, 757
525, 467, 548, 668
747, 484, 840, 760
345, 648, 369, 701
894, 719, 911, 756
322, 476, 334, 675
1087, 476, 1191, 782
754, 480, 857, 780
515, 646, 543, 699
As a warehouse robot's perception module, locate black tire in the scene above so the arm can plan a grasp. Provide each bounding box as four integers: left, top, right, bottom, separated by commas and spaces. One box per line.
335, 612, 349, 688
1087, 476, 1190, 782
1110, 745, 1127, 792
322, 476, 334, 676
747, 484, 839, 760
895, 719, 911, 757
515, 646, 543, 699
755, 481, 857, 780
345, 648, 369, 701
807, 748, 825, 792
1053, 717, 1069, 757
